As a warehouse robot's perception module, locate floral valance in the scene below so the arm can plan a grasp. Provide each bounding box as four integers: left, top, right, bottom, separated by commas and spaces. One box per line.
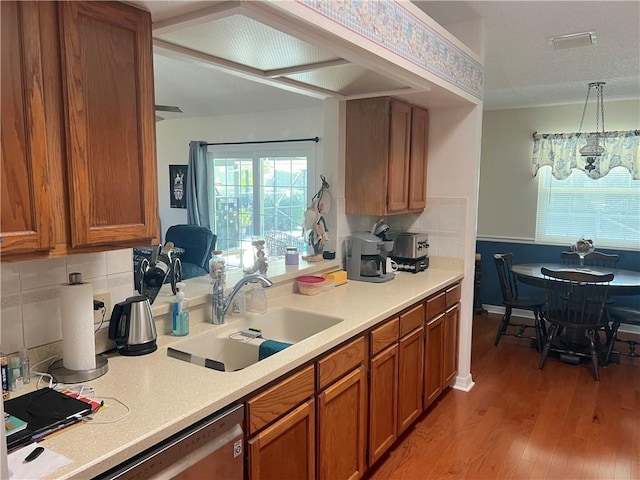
532, 130, 640, 180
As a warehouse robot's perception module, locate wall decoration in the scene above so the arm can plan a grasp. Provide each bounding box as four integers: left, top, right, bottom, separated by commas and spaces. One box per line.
296, 0, 484, 99
169, 165, 187, 209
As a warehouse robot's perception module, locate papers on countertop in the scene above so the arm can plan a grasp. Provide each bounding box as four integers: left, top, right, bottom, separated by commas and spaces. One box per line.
8, 445, 71, 480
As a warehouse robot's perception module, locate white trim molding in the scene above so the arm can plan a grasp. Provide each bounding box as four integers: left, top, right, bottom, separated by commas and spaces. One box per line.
452, 373, 475, 392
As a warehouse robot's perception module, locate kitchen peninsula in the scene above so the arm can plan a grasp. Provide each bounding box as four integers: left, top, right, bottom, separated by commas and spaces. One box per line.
18, 260, 462, 479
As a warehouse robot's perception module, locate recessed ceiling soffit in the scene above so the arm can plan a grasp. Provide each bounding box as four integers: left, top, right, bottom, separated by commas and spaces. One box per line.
152, 5, 417, 99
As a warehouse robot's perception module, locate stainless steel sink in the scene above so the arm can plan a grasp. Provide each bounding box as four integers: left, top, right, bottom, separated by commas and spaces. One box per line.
167, 307, 343, 372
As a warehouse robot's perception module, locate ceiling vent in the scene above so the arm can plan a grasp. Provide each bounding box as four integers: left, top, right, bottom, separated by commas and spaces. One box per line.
548, 31, 597, 50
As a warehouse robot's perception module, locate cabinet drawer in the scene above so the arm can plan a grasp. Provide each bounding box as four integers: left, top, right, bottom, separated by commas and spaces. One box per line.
247, 365, 315, 435
370, 317, 399, 356
400, 304, 424, 337
426, 291, 446, 320
318, 336, 365, 390
446, 283, 461, 308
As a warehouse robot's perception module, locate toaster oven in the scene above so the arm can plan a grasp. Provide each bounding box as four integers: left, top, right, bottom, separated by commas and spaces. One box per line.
389, 232, 429, 259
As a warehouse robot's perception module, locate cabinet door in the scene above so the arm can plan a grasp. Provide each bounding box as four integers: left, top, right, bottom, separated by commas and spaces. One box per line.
1, 1, 53, 254
248, 399, 315, 480
345, 97, 390, 216
424, 313, 444, 409
398, 326, 424, 434
386, 99, 411, 214
443, 303, 460, 387
369, 343, 398, 466
409, 107, 428, 211
317, 366, 366, 480
59, 2, 157, 247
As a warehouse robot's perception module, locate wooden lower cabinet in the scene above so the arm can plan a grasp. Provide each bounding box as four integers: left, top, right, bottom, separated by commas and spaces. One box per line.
368, 343, 398, 466
244, 284, 461, 479
248, 399, 315, 480
443, 303, 460, 386
317, 366, 366, 480
424, 298, 461, 411
398, 326, 424, 434
424, 313, 445, 409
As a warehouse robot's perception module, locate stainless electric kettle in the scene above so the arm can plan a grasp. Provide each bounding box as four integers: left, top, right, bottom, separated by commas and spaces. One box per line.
108, 296, 157, 356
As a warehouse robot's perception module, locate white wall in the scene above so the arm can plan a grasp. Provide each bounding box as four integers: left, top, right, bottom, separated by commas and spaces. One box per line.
479, 99, 640, 240
155, 106, 325, 240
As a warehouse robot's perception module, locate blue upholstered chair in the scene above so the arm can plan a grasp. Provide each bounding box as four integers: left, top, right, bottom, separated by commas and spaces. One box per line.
165, 225, 216, 280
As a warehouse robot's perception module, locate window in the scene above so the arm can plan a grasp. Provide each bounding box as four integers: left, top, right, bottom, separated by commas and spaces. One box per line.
535, 166, 640, 249
206, 143, 315, 269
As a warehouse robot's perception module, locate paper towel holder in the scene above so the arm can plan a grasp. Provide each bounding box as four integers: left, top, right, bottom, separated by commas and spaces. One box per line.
48, 273, 109, 384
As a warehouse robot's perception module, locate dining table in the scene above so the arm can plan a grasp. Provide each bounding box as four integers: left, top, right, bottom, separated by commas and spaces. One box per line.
510, 263, 640, 362
511, 263, 640, 297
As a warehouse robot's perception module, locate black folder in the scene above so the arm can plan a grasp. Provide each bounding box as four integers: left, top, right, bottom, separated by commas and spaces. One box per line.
4, 388, 92, 451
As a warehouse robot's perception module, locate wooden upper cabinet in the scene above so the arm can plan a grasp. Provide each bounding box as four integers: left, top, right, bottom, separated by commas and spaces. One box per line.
409, 107, 428, 211
345, 97, 428, 216
386, 100, 412, 213
59, 1, 157, 247
0, 2, 54, 254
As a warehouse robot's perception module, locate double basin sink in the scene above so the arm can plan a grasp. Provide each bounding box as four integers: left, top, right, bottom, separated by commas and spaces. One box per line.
167, 307, 344, 372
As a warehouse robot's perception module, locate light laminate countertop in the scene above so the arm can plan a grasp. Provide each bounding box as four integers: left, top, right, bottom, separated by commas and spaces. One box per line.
27, 263, 463, 479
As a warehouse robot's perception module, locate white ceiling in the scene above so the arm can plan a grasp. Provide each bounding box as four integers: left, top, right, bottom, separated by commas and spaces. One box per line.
136, 1, 640, 119
415, 1, 640, 110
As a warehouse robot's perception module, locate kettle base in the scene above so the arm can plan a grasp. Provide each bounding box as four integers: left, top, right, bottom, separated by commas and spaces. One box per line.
117, 340, 157, 356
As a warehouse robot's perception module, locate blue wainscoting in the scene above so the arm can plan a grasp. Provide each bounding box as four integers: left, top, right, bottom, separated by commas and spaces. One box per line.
476, 240, 640, 310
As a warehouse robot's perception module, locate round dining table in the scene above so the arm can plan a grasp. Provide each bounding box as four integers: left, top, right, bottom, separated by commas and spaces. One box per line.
511, 263, 640, 364
511, 263, 640, 296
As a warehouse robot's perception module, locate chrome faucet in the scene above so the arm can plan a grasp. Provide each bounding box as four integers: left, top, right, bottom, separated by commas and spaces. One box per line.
212, 274, 273, 324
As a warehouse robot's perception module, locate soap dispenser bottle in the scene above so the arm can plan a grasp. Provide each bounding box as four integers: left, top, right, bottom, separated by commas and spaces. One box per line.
172, 282, 189, 336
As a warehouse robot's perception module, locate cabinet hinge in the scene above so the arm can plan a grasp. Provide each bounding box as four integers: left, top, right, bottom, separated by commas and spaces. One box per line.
366, 447, 370, 461
385, 196, 389, 207
367, 370, 371, 380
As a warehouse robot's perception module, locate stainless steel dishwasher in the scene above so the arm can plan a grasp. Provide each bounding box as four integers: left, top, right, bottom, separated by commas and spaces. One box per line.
97, 404, 244, 480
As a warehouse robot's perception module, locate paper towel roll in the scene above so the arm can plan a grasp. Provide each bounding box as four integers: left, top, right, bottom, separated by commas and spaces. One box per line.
60, 281, 96, 371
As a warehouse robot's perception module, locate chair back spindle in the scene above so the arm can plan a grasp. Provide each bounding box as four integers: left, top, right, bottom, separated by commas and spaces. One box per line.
494, 253, 519, 303
538, 267, 614, 381
492, 253, 546, 348
541, 267, 613, 330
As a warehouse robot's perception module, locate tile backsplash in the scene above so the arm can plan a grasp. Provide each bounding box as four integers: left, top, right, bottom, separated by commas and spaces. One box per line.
0, 249, 134, 354
1, 197, 467, 355
338, 197, 468, 260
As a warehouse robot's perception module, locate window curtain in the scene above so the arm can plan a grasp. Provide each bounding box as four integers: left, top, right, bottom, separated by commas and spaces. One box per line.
186, 141, 211, 228
532, 130, 640, 180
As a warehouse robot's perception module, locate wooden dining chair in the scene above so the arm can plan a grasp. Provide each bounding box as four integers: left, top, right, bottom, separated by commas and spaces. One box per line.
605, 306, 640, 360
560, 251, 620, 267
539, 267, 614, 381
493, 253, 546, 350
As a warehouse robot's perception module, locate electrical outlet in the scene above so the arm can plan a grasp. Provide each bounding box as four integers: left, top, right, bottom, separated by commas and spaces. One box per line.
93, 292, 112, 326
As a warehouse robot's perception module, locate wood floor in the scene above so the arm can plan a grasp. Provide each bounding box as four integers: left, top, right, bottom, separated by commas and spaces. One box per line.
367, 313, 640, 480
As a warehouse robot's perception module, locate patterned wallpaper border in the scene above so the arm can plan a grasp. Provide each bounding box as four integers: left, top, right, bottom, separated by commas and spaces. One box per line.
296, 0, 484, 99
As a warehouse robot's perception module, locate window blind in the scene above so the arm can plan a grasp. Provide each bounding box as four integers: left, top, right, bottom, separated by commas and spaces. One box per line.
535, 166, 640, 249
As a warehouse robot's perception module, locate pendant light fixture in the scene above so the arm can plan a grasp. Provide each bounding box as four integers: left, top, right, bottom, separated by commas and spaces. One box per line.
577, 82, 606, 173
